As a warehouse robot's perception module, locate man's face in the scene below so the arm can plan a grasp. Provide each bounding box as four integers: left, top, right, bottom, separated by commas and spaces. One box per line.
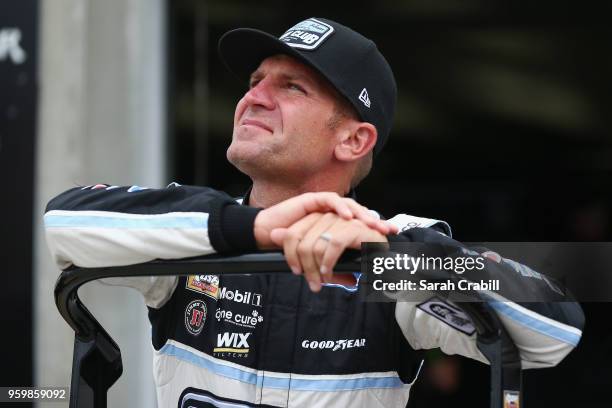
227, 54, 343, 180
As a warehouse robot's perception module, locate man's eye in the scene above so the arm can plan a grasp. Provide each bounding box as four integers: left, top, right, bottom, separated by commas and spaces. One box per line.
249, 79, 260, 89
288, 83, 306, 93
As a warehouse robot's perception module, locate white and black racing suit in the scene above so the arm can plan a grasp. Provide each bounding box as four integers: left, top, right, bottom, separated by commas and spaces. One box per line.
44, 183, 584, 407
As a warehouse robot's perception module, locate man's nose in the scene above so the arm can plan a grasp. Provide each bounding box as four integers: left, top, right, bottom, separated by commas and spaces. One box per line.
242, 79, 275, 110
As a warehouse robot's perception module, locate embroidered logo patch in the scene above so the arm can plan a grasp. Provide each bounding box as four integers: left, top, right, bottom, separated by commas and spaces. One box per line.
186, 275, 220, 300
279, 18, 334, 50
219, 287, 262, 307
213, 332, 252, 358
215, 308, 264, 330
301, 338, 366, 351
184, 300, 207, 336
358, 88, 371, 108
417, 297, 475, 335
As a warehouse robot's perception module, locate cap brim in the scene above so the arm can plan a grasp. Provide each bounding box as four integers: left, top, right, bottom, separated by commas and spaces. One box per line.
218, 28, 316, 79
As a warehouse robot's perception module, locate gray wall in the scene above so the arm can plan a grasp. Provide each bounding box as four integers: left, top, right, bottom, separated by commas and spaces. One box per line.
34, 0, 166, 406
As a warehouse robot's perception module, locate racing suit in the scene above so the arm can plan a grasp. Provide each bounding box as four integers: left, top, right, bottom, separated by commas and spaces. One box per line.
44, 183, 584, 407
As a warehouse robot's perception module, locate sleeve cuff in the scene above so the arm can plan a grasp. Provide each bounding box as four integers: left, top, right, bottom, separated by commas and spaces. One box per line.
208, 199, 262, 253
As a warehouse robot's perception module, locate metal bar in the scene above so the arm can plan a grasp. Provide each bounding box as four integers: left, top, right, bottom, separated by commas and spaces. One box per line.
461, 302, 523, 408
54, 251, 519, 408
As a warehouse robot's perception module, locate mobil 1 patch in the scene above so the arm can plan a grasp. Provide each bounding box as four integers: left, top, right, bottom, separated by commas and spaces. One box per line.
417, 297, 476, 336
279, 18, 334, 50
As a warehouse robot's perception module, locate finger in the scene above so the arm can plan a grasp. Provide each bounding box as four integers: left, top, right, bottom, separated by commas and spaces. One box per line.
338, 201, 398, 235
297, 213, 339, 291
340, 200, 395, 234
385, 221, 399, 234
341, 199, 378, 223
318, 220, 355, 278
305, 215, 348, 284
288, 193, 382, 229
372, 219, 391, 235
312, 230, 335, 283
309, 192, 353, 219
302, 193, 374, 225
319, 219, 388, 277
298, 237, 322, 291
269, 228, 287, 247
298, 215, 337, 291
373, 219, 399, 235
282, 213, 324, 275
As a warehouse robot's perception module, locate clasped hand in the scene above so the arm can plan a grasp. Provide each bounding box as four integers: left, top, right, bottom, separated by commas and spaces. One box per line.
253, 192, 394, 292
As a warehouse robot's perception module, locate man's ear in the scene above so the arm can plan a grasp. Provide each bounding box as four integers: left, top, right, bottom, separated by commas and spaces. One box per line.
334, 122, 377, 162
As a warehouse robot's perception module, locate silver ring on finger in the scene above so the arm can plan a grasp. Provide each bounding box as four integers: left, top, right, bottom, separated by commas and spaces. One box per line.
318, 232, 332, 242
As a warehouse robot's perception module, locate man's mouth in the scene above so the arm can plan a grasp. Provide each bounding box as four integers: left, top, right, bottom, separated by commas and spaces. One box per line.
240, 119, 273, 133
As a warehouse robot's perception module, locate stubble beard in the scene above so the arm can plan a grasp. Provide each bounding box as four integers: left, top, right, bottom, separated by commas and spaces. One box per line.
226, 140, 280, 180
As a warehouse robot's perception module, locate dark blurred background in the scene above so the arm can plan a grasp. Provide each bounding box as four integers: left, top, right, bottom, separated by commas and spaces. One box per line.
0, 0, 37, 397
167, 1, 612, 406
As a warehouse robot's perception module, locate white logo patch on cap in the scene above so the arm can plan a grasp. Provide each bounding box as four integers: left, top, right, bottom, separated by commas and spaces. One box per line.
279, 18, 334, 50
359, 88, 371, 108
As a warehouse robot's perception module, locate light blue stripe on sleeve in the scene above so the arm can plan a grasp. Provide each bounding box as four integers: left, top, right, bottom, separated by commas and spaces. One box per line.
44, 213, 208, 229
160, 343, 404, 391
488, 301, 581, 346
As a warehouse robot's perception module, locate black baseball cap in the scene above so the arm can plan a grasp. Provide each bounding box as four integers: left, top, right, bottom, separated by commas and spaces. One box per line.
218, 17, 396, 155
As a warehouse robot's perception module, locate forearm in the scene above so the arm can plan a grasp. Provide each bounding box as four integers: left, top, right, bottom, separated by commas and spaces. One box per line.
44, 184, 261, 269
389, 226, 584, 368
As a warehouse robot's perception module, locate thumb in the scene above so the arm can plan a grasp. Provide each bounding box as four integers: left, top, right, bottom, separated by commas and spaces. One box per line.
270, 228, 288, 246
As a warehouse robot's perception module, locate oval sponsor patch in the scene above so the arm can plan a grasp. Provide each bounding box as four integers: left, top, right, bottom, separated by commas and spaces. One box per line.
184, 300, 207, 336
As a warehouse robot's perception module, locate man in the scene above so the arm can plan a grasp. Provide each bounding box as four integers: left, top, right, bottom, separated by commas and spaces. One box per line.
45, 18, 583, 407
